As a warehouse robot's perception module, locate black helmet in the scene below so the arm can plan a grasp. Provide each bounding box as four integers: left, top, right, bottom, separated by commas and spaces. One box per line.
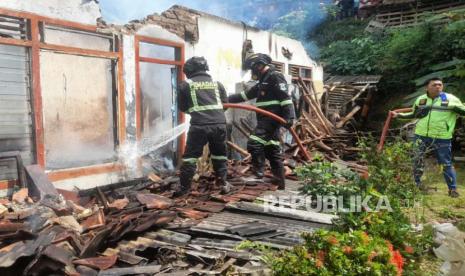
244, 53, 272, 70
183, 56, 209, 78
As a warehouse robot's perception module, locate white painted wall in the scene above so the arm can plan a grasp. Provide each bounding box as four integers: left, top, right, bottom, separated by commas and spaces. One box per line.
0, 0, 101, 25
53, 171, 126, 191
185, 15, 323, 96
0, 2, 323, 192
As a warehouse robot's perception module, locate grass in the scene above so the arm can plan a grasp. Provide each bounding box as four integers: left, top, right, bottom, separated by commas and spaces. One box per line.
418, 159, 465, 223
372, 158, 465, 275
405, 159, 465, 275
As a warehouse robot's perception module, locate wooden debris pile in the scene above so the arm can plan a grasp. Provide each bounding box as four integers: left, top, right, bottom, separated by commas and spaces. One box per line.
289, 78, 369, 174
0, 165, 299, 275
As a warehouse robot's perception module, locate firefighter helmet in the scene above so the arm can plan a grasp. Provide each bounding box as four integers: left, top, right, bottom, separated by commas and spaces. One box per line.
183, 56, 209, 78
244, 53, 272, 70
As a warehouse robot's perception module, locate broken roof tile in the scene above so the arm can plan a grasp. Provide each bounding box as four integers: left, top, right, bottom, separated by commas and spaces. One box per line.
57, 189, 80, 204
98, 265, 162, 276
49, 216, 83, 233
0, 232, 55, 268
42, 244, 74, 266
4, 208, 34, 220
12, 188, 28, 204
176, 208, 208, 220
0, 204, 7, 217
192, 201, 225, 213
132, 211, 176, 233
108, 198, 129, 210
0, 199, 10, 205
0, 221, 23, 233
81, 209, 105, 232
73, 254, 117, 270
136, 193, 173, 209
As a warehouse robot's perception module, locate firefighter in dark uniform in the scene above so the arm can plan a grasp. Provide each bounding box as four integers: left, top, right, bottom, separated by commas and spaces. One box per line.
175, 57, 232, 196
228, 53, 295, 190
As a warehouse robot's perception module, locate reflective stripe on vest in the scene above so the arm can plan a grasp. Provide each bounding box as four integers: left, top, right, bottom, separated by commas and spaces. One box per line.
240, 91, 248, 101
211, 155, 228, 161
249, 135, 280, 146
255, 99, 293, 107
255, 100, 280, 107
187, 81, 223, 113
182, 158, 198, 164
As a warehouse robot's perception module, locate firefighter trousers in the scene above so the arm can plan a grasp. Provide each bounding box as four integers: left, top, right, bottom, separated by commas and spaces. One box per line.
247, 125, 284, 180
180, 124, 228, 191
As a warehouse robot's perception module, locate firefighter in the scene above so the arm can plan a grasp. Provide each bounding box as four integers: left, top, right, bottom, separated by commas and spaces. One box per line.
228, 53, 295, 190
393, 77, 465, 197
175, 56, 232, 197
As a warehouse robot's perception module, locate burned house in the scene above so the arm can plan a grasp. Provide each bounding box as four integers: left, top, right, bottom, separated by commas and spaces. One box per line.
0, 1, 322, 195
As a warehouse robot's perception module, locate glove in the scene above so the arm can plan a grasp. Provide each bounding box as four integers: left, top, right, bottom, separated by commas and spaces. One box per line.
283, 118, 295, 129
414, 106, 431, 119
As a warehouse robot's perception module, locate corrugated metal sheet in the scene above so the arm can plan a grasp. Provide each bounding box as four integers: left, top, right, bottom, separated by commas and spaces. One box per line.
325, 75, 382, 85
0, 44, 34, 182
195, 210, 326, 247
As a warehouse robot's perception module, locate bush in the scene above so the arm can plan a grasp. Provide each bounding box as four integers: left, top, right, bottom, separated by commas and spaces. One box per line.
320, 37, 384, 75
310, 17, 370, 48
296, 160, 365, 209
268, 230, 400, 276
359, 138, 418, 202
316, 11, 465, 107
245, 140, 432, 275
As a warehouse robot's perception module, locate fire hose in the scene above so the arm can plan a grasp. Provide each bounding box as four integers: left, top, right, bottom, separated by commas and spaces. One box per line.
377, 107, 413, 152
223, 103, 312, 161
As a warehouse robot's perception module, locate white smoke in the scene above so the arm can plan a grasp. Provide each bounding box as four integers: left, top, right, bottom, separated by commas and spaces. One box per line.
118, 122, 189, 177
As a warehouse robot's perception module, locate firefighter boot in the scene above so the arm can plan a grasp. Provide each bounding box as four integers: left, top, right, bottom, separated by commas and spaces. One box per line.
272, 167, 286, 190
174, 163, 195, 197
216, 177, 232, 194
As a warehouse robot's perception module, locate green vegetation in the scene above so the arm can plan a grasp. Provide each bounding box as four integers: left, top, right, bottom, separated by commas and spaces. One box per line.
265, 230, 400, 276
239, 140, 440, 275
315, 9, 465, 105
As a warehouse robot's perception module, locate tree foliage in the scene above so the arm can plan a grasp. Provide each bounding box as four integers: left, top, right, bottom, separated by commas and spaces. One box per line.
316, 9, 465, 103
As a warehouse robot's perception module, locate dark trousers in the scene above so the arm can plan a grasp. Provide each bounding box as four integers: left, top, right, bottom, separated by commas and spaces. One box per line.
413, 135, 457, 190
180, 124, 228, 190
247, 125, 284, 178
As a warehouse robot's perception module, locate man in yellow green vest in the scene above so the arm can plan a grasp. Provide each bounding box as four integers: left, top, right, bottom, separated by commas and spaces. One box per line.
393, 77, 465, 197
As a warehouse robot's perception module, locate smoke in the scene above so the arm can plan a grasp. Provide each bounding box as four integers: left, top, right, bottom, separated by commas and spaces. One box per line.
269, 0, 333, 58
99, 0, 332, 58
45, 130, 116, 170
118, 122, 189, 178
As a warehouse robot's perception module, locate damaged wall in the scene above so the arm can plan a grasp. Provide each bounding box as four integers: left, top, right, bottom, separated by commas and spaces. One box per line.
179, 6, 323, 97
0, 2, 324, 193
40, 51, 116, 170
0, 0, 101, 25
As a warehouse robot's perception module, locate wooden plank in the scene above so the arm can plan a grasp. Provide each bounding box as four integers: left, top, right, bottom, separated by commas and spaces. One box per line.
47, 163, 122, 182
117, 38, 126, 144
336, 106, 362, 128
134, 36, 142, 140
226, 202, 336, 225
139, 56, 181, 65
227, 141, 250, 158
346, 84, 370, 105
25, 164, 59, 200
39, 43, 118, 59
31, 18, 45, 167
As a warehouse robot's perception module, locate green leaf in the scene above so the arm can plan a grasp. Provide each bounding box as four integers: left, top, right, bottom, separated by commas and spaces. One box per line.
429, 59, 465, 71
403, 87, 425, 101
414, 69, 457, 86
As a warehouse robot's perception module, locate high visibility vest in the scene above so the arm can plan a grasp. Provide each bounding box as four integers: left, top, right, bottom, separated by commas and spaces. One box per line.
186, 80, 223, 114
401, 92, 465, 139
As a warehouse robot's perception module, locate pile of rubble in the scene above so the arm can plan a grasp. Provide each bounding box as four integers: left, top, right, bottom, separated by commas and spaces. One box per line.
290, 78, 369, 174
0, 162, 332, 275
